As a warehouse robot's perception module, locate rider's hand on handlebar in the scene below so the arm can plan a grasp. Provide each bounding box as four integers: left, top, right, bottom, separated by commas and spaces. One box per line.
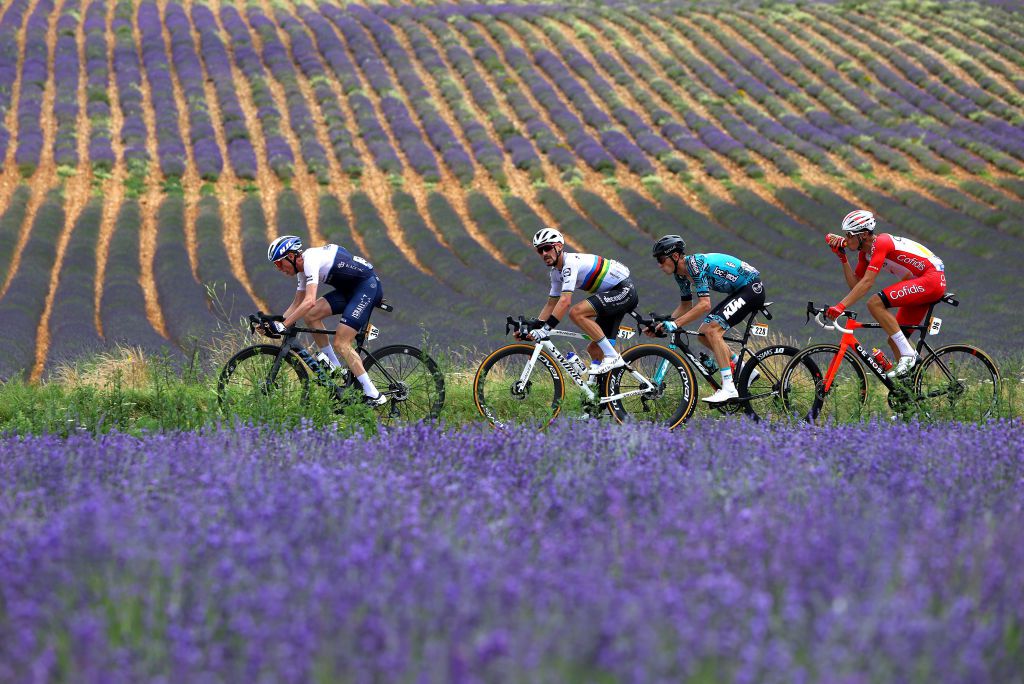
528, 325, 551, 342
825, 303, 846, 321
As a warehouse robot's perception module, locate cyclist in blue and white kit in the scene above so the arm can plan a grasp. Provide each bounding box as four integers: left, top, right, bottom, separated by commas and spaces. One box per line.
519, 228, 638, 375
650, 235, 765, 404
266, 235, 386, 405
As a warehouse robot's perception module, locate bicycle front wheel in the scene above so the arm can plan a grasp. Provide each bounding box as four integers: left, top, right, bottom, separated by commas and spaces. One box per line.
606, 344, 697, 429
913, 344, 1000, 421
474, 344, 565, 428
781, 344, 869, 424
736, 345, 800, 422
217, 345, 310, 417
363, 344, 446, 425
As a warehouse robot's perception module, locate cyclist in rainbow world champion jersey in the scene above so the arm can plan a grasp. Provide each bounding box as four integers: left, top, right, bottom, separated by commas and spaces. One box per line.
825, 209, 946, 378
520, 228, 639, 375
266, 235, 387, 405
649, 235, 765, 404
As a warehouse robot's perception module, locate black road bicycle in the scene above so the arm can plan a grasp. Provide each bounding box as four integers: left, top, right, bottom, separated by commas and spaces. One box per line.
780, 295, 1000, 423
636, 301, 799, 422
218, 303, 445, 424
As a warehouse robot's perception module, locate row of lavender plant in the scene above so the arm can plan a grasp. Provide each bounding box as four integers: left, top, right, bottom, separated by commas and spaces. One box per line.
189, 2, 257, 180
193, 195, 255, 322
52, 0, 80, 168
165, 0, 223, 181
0, 0, 32, 163
436, 13, 573, 174
294, 2, 402, 175
13, 0, 53, 176
0, 191, 62, 380
45, 200, 103, 368
2, 421, 1021, 680
589, 7, 758, 178
219, 3, 295, 179
246, 2, 330, 184
83, 0, 115, 171
111, 0, 148, 175
511, 13, 666, 177
272, 3, 363, 179
352, 5, 476, 184
136, 0, 187, 177
475, 15, 617, 173
381, 8, 510, 184
321, 3, 441, 181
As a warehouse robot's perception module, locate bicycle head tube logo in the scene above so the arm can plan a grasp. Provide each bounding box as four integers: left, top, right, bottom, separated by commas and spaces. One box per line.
888, 284, 926, 300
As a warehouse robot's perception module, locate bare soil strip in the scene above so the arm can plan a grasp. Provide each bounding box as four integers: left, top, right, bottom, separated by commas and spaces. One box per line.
94, 0, 125, 336
32, 0, 96, 381
179, 0, 266, 311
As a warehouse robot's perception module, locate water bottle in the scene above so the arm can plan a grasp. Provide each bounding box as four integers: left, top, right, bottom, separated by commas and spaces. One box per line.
871, 348, 893, 372
566, 351, 587, 377
699, 352, 718, 373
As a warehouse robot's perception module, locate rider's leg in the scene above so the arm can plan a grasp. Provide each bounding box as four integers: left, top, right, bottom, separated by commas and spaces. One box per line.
699, 321, 735, 388
867, 294, 916, 359
303, 299, 341, 367
333, 278, 383, 399
570, 301, 615, 360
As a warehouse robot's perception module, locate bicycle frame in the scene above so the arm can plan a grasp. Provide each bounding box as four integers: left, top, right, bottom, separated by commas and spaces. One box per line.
516, 328, 657, 406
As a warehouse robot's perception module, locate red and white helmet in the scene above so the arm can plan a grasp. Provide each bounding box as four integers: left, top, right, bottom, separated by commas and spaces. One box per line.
532, 227, 564, 248
841, 209, 876, 234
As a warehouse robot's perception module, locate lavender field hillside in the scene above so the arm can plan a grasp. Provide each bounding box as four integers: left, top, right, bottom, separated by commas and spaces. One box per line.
0, 0, 1022, 380
1, 420, 1022, 680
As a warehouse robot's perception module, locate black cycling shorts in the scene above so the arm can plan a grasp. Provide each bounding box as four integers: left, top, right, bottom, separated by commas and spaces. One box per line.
323, 275, 383, 331
586, 277, 639, 340
704, 279, 765, 330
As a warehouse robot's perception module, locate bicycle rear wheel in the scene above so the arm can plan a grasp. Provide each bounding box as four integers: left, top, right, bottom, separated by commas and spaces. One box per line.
363, 344, 446, 425
217, 345, 310, 417
606, 344, 697, 429
781, 344, 869, 424
736, 345, 799, 422
474, 344, 565, 428
913, 344, 1000, 421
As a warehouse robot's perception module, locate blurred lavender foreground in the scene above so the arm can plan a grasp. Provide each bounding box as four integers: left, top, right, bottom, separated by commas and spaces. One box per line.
1, 420, 1022, 682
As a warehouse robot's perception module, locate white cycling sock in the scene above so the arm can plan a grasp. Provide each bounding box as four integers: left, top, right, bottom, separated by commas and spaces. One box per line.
890, 331, 915, 357
720, 367, 735, 391
355, 372, 380, 397
596, 336, 616, 357
319, 344, 340, 368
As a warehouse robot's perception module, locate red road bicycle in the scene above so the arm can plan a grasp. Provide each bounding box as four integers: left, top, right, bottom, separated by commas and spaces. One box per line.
780, 294, 1000, 423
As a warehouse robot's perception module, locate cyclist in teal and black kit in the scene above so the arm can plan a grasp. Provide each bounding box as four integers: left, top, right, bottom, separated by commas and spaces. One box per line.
266, 235, 387, 405
649, 235, 765, 404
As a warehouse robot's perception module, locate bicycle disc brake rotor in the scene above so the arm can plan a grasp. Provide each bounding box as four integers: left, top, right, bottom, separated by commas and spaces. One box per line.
510, 380, 531, 400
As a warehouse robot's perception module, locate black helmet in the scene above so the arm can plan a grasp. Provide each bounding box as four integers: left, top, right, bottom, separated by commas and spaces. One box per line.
652, 235, 686, 260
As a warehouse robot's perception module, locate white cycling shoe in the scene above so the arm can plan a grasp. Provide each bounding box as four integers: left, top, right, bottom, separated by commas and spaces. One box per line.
886, 354, 918, 379
363, 393, 388, 407
590, 353, 625, 375
702, 386, 739, 404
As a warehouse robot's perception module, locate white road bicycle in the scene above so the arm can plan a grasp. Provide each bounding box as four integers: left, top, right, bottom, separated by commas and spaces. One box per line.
473, 314, 697, 429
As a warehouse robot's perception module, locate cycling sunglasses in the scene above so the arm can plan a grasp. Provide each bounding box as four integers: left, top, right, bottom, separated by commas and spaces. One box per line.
536, 243, 559, 254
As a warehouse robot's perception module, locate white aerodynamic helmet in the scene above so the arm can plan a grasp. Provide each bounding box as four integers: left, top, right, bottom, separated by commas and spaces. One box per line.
841, 209, 876, 234
532, 227, 564, 248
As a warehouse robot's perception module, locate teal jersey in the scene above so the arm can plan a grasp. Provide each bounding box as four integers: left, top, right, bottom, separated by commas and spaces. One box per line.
674, 253, 760, 301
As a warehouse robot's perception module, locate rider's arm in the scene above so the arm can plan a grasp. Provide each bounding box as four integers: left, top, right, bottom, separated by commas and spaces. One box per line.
839, 269, 877, 308
283, 284, 318, 327
841, 258, 859, 289
537, 294, 572, 324
673, 295, 711, 328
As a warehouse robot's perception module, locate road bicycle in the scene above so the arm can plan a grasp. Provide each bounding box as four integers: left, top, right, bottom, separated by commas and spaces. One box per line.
473, 313, 696, 429
636, 301, 799, 422
780, 295, 1000, 423
217, 304, 445, 425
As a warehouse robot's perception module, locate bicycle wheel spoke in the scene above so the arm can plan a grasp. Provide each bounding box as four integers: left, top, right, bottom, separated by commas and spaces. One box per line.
782, 346, 868, 424
914, 346, 999, 421
611, 346, 695, 428
475, 346, 562, 427
740, 347, 797, 422
367, 346, 444, 425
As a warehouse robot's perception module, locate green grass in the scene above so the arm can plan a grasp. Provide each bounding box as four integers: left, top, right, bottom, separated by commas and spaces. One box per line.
1, 337, 1020, 437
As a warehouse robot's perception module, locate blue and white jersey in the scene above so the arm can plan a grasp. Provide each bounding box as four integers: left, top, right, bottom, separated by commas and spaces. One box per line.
296, 244, 375, 292
674, 253, 760, 301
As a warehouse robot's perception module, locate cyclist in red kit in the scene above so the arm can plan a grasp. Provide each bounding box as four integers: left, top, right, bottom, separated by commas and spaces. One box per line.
825, 210, 946, 378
